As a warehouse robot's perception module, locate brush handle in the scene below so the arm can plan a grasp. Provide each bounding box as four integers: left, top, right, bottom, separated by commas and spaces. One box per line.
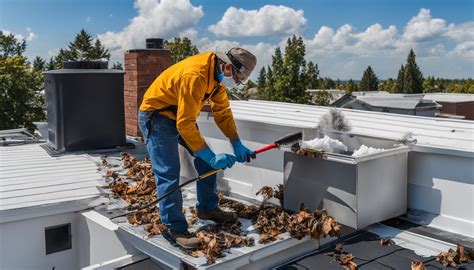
254, 143, 278, 154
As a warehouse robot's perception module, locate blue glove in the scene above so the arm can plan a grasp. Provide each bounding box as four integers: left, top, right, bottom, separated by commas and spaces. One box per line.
231, 139, 255, 163
195, 147, 237, 170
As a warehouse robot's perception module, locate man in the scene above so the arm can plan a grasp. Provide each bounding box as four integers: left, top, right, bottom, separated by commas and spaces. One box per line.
138, 48, 256, 249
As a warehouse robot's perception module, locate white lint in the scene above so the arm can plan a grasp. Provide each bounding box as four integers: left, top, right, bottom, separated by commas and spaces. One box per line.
300, 135, 348, 153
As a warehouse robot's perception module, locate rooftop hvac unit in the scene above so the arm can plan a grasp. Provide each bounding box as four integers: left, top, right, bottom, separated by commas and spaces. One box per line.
284, 130, 412, 229
44, 61, 126, 152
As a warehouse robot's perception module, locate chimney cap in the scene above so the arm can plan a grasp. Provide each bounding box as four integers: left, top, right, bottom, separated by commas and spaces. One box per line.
146, 38, 164, 49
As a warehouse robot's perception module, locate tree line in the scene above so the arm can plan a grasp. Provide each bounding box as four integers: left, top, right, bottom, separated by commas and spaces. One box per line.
252, 36, 473, 106
1, 29, 472, 131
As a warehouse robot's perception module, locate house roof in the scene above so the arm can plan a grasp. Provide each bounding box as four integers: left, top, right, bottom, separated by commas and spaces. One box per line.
357, 96, 439, 110
423, 93, 474, 103
0, 143, 103, 223
229, 100, 473, 153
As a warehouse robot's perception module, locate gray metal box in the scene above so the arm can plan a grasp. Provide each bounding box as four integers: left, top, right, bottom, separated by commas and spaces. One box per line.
284, 134, 410, 229
44, 65, 126, 152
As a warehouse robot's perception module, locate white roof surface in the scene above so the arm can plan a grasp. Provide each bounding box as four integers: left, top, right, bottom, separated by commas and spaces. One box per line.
230, 100, 474, 153
357, 96, 427, 109
423, 93, 474, 103
0, 143, 102, 222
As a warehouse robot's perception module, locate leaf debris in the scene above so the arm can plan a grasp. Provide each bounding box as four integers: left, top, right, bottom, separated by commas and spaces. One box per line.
436, 244, 472, 268
101, 154, 341, 265
292, 147, 325, 159
380, 237, 395, 246
411, 260, 425, 270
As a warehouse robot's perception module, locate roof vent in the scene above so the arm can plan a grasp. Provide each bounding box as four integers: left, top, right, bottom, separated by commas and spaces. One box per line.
63, 60, 108, 69
146, 38, 164, 49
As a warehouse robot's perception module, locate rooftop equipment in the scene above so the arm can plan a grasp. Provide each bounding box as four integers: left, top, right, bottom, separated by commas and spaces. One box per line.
284, 129, 412, 229
146, 38, 164, 49
44, 61, 126, 152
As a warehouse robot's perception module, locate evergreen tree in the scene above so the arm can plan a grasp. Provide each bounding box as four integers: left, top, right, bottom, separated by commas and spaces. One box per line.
256, 66, 266, 98
255, 36, 316, 104
32, 56, 46, 72
46, 57, 55, 70
360, 66, 378, 91
265, 66, 274, 100
49, 29, 110, 69
0, 31, 26, 57
164, 37, 199, 64
320, 77, 335, 89
346, 79, 357, 94
395, 65, 405, 93
402, 49, 423, 94
305, 61, 319, 89
281, 36, 308, 103
89, 38, 110, 60
270, 47, 285, 101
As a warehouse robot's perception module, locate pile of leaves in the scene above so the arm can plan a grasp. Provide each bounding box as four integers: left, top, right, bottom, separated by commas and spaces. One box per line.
101, 153, 341, 264
190, 223, 255, 263
222, 185, 341, 244
436, 244, 472, 268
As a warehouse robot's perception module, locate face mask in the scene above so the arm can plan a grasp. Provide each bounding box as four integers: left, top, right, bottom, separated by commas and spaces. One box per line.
222, 74, 238, 89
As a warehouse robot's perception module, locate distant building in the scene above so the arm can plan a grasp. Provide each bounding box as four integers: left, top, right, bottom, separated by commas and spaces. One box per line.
306, 89, 346, 104
331, 91, 441, 117
423, 93, 474, 120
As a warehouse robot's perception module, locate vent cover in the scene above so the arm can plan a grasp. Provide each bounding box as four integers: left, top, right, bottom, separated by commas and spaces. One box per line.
45, 223, 72, 254
63, 60, 108, 69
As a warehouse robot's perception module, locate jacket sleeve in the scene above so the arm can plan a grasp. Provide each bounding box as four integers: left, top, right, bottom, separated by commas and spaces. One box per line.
210, 85, 238, 138
176, 75, 207, 152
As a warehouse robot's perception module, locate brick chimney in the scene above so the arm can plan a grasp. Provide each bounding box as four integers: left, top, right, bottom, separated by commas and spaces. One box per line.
124, 38, 172, 137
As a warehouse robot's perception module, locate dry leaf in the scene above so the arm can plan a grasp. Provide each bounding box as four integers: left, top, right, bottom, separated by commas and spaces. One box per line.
457, 244, 471, 263
437, 249, 457, 267
411, 260, 425, 270
380, 237, 395, 246
256, 186, 274, 200
339, 254, 358, 270
273, 184, 284, 207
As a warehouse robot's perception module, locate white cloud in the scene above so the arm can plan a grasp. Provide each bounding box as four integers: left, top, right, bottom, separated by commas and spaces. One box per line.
445, 22, 474, 42
306, 23, 398, 56
100, 5, 472, 80
208, 5, 306, 37
403, 8, 446, 42
98, 0, 203, 54
2, 28, 37, 42
451, 41, 474, 59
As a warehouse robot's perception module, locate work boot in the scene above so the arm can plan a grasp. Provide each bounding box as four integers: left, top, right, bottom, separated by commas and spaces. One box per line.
167, 230, 200, 250
197, 208, 238, 223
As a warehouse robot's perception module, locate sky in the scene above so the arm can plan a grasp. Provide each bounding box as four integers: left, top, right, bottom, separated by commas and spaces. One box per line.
1, 0, 473, 80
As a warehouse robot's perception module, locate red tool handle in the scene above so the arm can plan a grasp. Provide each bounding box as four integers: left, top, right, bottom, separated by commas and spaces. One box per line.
254, 143, 278, 154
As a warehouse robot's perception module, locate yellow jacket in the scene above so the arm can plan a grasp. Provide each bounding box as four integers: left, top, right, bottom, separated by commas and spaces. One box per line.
139, 52, 237, 152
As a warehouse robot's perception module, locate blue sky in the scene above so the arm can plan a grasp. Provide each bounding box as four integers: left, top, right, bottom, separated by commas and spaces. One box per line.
1, 0, 473, 79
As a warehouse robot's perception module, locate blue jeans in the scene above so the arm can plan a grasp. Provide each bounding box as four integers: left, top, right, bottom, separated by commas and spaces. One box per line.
138, 111, 218, 233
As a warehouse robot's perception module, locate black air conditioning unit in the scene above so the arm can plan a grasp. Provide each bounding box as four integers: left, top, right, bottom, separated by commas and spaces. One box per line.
44, 61, 126, 152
